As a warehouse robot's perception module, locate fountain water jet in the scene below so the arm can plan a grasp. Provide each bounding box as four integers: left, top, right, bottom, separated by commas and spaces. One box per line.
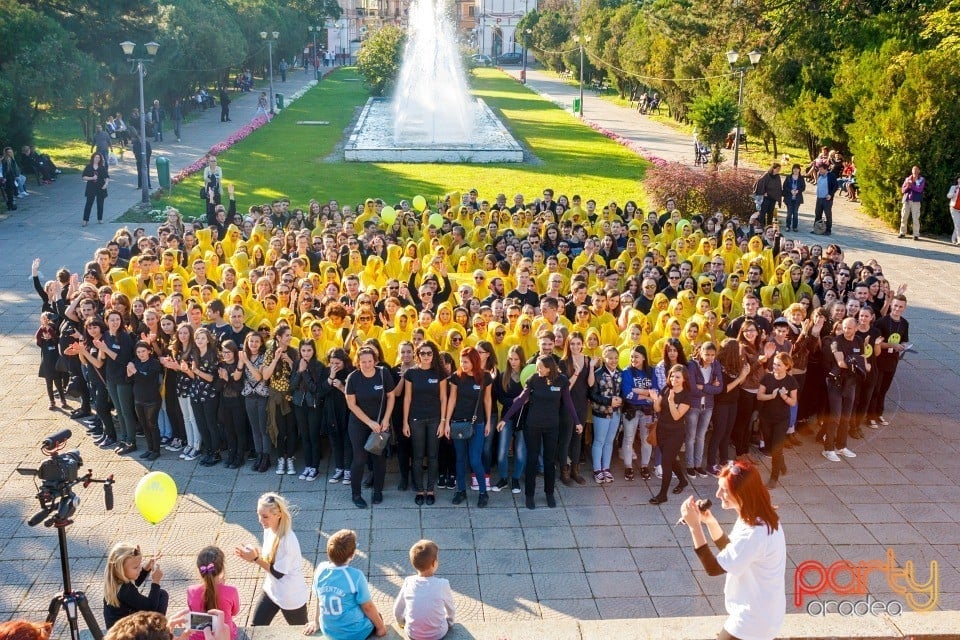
345, 0, 523, 163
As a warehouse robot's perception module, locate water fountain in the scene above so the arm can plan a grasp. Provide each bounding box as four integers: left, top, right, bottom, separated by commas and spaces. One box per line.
345, 0, 523, 163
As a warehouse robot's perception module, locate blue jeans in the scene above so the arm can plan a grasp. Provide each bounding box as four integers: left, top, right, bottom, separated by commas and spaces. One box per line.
105, 379, 137, 444
591, 413, 620, 471
785, 198, 801, 229
685, 406, 713, 468
158, 405, 173, 440
453, 420, 486, 493
496, 419, 526, 480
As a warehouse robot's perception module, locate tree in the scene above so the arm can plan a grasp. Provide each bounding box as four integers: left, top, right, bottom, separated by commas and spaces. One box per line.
356, 25, 405, 95
688, 89, 738, 168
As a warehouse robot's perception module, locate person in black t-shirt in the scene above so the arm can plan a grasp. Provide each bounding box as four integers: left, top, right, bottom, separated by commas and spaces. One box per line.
871, 294, 909, 426
650, 364, 689, 504
128, 341, 163, 459
345, 347, 396, 508
443, 347, 493, 507
402, 341, 447, 505
498, 356, 582, 510
757, 353, 798, 488
822, 318, 865, 462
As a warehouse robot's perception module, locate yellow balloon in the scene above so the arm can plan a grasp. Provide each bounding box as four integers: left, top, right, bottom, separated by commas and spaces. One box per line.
413, 195, 427, 212
134, 471, 178, 525
380, 206, 397, 225
428, 213, 444, 229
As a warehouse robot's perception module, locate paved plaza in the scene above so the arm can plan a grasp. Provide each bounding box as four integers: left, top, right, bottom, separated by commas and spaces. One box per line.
0, 67, 959, 638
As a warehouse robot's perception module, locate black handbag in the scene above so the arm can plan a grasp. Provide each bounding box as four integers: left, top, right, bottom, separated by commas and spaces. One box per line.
449, 377, 484, 440
364, 368, 390, 454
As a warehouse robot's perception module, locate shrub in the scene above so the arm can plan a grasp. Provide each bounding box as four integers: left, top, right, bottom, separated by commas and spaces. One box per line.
644, 162, 757, 219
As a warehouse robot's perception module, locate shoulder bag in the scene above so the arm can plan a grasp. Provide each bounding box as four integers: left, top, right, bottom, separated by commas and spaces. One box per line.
450, 376, 484, 440
364, 368, 390, 455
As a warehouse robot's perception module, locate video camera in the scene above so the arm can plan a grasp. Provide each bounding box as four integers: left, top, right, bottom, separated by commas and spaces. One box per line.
17, 430, 114, 528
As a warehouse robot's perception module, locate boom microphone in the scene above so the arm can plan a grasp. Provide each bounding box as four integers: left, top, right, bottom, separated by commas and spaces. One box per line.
104, 476, 114, 511
42, 430, 73, 450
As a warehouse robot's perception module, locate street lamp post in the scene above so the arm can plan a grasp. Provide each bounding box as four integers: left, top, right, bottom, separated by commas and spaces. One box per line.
261, 31, 279, 113
308, 25, 322, 80
573, 35, 591, 117
521, 28, 531, 84
725, 48, 762, 168
119, 40, 159, 206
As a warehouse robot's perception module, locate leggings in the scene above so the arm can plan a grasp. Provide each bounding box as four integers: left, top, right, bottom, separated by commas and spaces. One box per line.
134, 401, 161, 454
43, 376, 65, 403
220, 395, 248, 461
250, 591, 308, 626
293, 403, 323, 468
349, 420, 386, 496
707, 403, 737, 469
245, 395, 270, 454
393, 419, 413, 483
179, 395, 201, 450
731, 389, 758, 456
163, 375, 186, 441
327, 414, 350, 471
523, 422, 559, 497
409, 418, 440, 492
655, 426, 686, 500
191, 397, 221, 455
106, 379, 138, 444
760, 416, 789, 479
275, 407, 297, 459
438, 437, 456, 479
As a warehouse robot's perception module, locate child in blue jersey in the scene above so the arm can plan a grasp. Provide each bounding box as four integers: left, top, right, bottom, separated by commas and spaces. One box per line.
303, 529, 386, 640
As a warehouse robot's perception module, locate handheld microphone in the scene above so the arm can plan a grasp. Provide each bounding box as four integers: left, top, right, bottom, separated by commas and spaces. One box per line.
675, 498, 713, 526
42, 429, 72, 450
104, 475, 115, 511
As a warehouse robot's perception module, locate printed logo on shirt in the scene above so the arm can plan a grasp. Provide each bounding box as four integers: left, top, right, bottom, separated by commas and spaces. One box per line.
550, 386, 561, 392
374, 385, 384, 391
428, 378, 439, 384
473, 384, 481, 390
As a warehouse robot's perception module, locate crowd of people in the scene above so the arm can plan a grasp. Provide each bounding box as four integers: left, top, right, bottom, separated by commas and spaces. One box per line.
34, 185, 912, 507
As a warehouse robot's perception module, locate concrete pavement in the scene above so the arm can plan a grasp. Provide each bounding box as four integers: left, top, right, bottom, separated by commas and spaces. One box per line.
0, 66, 958, 638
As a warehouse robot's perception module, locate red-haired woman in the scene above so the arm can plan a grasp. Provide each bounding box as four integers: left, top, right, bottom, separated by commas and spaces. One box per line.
443, 347, 493, 507
680, 460, 786, 640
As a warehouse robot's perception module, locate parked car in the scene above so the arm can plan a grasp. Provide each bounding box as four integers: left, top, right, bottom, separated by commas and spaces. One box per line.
470, 54, 494, 67
497, 52, 523, 65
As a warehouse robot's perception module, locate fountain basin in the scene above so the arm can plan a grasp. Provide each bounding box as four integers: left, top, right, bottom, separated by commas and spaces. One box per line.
345, 97, 524, 163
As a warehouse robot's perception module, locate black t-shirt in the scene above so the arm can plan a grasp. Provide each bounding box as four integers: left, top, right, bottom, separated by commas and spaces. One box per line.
758, 373, 798, 423
345, 366, 396, 425
103, 331, 135, 383
521, 373, 571, 430
875, 315, 908, 371
659, 388, 690, 431
130, 357, 163, 404
506, 287, 540, 309
449, 372, 493, 422
403, 367, 446, 420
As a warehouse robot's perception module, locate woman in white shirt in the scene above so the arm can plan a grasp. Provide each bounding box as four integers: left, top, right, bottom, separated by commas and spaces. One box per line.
235, 492, 309, 625
679, 461, 786, 640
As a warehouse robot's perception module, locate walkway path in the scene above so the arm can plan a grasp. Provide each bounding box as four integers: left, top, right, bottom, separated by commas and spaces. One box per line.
0, 66, 958, 638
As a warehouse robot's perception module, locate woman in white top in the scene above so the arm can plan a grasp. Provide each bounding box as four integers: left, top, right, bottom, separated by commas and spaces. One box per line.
235, 492, 309, 625
947, 175, 960, 246
680, 460, 786, 640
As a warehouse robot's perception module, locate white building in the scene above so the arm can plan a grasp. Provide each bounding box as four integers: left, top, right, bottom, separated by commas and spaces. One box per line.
472, 0, 534, 59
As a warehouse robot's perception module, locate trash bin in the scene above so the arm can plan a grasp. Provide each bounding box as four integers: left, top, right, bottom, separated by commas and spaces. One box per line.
572, 98, 581, 114
156, 156, 170, 190
275, 93, 284, 110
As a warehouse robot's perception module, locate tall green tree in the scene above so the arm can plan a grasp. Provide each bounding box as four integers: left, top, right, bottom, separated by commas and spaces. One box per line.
688, 89, 738, 168
356, 25, 405, 95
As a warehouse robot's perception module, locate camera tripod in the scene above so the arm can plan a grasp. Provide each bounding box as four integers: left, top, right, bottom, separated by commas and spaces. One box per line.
46, 520, 103, 640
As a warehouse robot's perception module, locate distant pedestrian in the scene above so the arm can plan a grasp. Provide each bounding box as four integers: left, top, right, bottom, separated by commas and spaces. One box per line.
171, 99, 183, 142
219, 88, 231, 122
256, 92, 269, 119
81, 152, 109, 226
947, 175, 960, 245
92, 125, 113, 163
151, 100, 165, 142
130, 131, 152, 190
1, 146, 21, 210
279, 59, 288, 82
898, 165, 924, 240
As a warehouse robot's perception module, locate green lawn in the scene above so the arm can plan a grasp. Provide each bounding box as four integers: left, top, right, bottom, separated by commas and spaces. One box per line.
135, 67, 646, 221
33, 114, 91, 171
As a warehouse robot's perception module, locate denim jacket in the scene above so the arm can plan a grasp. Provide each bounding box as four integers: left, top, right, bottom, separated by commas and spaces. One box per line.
686, 360, 723, 410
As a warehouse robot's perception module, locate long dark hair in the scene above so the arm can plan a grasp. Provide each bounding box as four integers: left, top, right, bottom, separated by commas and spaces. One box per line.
196, 545, 225, 612
628, 345, 652, 377
537, 355, 560, 385
661, 337, 687, 367
418, 340, 445, 377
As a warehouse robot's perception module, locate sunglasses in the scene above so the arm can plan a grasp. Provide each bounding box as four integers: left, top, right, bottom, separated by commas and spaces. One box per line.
451, 336, 462, 342
417, 350, 433, 357
495, 331, 506, 337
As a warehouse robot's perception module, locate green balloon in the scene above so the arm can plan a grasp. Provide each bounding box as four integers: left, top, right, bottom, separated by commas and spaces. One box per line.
520, 363, 537, 386
428, 213, 444, 228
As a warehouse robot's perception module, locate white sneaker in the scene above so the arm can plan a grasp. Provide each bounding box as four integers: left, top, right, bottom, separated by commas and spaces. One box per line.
837, 448, 857, 458
306, 468, 318, 482
822, 450, 841, 462
329, 468, 344, 483
286, 457, 296, 475
878, 416, 889, 426
299, 468, 311, 480
276, 457, 286, 474
868, 419, 879, 429
470, 476, 480, 491
654, 465, 663, 479
342, 470, 352, 484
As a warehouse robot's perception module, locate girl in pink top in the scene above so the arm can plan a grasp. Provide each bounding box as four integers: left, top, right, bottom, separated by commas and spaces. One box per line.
186, 546, 241, 640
